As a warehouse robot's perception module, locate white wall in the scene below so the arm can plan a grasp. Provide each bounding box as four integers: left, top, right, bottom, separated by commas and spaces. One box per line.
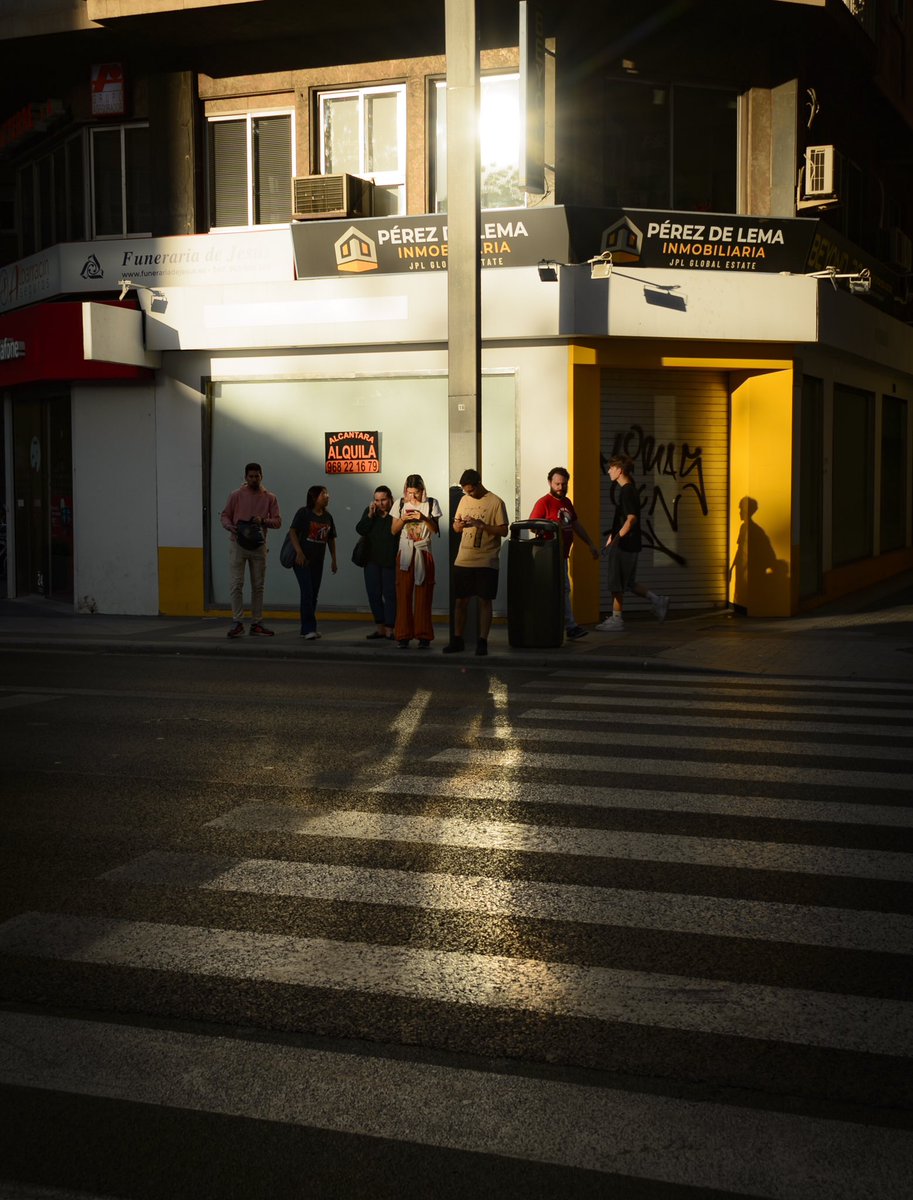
155, 362, 206, 548
71, 381, 159, 614
151, 340, 570, 614
486, 342, 570, 516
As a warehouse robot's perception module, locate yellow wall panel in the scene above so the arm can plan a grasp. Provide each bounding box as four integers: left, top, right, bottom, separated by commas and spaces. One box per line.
729, 369, 795, 616
158, 547, 205, 616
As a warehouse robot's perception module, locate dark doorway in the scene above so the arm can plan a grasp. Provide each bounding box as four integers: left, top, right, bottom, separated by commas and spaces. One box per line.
12, 391, 73, 602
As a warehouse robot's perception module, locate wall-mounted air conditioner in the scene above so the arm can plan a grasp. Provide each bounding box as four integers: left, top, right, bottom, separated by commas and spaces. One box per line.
292, 174, 375, 220
890, 226, 913, 272
804, 145, 836, 197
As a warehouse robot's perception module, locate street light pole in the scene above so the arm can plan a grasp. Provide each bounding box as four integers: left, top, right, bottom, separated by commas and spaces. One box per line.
444, 0, 481, 638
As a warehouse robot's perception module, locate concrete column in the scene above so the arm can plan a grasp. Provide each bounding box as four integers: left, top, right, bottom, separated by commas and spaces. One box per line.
445, 0, 481, 639
445, 0, 481, 482
147, 71, 198, 237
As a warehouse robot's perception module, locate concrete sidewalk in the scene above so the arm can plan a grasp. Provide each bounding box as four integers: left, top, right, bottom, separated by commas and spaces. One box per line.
1, 573, 911, 679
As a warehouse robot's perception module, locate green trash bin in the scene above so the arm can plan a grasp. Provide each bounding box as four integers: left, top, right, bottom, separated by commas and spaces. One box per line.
507, 519, 565, 648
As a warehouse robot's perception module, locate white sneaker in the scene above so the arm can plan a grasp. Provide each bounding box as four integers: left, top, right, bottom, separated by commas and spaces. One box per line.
594, 617, 625, 632
652, 595, 670, 622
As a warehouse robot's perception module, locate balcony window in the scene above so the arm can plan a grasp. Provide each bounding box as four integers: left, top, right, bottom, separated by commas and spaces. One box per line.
208, 112, 293, 228
17, 131, 88, 255
91, 124, 151, 238
431, 73, 525, 211
602, 80, 738, 212
318, 85, 405, 216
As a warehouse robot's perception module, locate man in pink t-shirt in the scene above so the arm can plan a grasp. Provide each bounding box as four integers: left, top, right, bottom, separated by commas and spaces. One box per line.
220, 462, 282, 638
529, 467, 599, 640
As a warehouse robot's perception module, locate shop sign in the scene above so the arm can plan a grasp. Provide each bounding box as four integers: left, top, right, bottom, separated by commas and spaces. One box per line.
0, 231, 295, 314
0, 99, 65, 154
91, 64, 126, 116
0, 302, 150, 386
325, 431, 380, 474
292, 206, 571, 279
804, 221, 895, 305
566, 208, 820, 274
0, 248, 59, 313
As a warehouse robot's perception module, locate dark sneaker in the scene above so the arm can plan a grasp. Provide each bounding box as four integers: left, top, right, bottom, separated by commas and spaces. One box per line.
249, 623, 275, 637
566, 626, 588, 640
227, 622, 244, 639
418, 639, 431, 649
442, 637, 465, 654
398, 639, 410, 649
475, 638, 488, 657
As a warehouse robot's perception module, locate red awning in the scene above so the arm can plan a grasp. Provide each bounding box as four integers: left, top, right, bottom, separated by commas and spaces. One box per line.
0, 301, 153, 386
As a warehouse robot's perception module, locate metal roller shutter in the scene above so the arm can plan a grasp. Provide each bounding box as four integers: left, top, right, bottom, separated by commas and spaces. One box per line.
600, 369, 730, 613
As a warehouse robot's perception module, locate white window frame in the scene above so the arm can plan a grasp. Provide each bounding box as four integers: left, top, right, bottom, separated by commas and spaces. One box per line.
207, 109, 296, 231
317, 84, 406, 213
89, 122, 151, 240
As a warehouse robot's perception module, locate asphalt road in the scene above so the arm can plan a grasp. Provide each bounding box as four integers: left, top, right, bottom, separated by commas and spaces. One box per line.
1, 649, 912, 1199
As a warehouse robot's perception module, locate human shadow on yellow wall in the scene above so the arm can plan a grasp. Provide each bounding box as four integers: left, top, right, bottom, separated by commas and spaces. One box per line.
730, 496, 789, 613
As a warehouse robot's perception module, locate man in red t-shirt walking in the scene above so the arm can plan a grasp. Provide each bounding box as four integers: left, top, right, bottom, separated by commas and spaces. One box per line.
529, 467, 599, 640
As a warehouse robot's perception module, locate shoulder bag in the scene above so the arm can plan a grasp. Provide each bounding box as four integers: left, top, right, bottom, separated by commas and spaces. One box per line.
351, 535, 370, 568
279, 531, 297, 568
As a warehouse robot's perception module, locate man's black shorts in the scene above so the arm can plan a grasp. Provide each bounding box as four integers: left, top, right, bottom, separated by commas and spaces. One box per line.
453, 565, 500, 600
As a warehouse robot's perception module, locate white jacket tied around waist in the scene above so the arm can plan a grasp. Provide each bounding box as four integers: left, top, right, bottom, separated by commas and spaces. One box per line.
397, 497, 441, 586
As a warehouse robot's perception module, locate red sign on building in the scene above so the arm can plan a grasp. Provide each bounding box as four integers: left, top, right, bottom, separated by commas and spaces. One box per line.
91, 64, 126, 116
325, 431, 380, 474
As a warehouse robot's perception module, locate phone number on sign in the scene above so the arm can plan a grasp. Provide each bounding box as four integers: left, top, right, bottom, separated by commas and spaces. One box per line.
325, 460, 380, 474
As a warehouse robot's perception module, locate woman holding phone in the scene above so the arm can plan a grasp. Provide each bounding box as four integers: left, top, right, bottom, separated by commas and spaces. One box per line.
392, 473, 441, 649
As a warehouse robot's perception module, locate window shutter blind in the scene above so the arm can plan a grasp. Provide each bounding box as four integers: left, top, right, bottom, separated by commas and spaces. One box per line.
210, 119, 248, 227
253, 115, 292, 225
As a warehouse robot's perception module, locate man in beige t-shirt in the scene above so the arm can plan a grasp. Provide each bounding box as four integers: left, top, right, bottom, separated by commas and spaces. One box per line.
443, 468, 509, 657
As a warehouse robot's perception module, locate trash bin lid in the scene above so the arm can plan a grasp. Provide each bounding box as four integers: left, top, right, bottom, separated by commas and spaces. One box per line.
509, 519, 561, 539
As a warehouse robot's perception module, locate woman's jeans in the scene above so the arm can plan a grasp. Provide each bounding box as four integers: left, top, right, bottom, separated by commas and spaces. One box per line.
293, 548, 325, 634
364, 562, 396, 627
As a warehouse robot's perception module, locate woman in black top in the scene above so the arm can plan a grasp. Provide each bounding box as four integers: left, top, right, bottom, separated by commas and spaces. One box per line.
355, 484, 398, 639
288, 485, 337, 640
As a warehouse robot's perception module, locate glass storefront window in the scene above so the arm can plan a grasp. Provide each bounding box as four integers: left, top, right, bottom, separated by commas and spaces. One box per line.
880, 394, 908, 553
832, 384, 874, 566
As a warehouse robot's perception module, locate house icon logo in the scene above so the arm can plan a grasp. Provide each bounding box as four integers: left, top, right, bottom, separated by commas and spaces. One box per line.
334, 226, 378, 273
601, 216, 644, 264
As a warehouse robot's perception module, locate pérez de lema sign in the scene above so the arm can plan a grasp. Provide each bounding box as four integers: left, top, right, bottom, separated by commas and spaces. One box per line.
325, 430, 380, 474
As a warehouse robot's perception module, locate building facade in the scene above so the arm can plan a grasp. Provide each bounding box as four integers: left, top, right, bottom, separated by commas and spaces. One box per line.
0, 0, 911, 619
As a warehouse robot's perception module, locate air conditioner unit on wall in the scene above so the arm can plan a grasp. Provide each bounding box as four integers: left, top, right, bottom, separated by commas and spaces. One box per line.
804, 145, 836, 197
890, 226, 913, 271
292, 174, 375, 220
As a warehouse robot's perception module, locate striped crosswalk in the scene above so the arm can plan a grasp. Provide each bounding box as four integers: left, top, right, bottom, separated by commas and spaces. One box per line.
1, 668, 912, 1197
